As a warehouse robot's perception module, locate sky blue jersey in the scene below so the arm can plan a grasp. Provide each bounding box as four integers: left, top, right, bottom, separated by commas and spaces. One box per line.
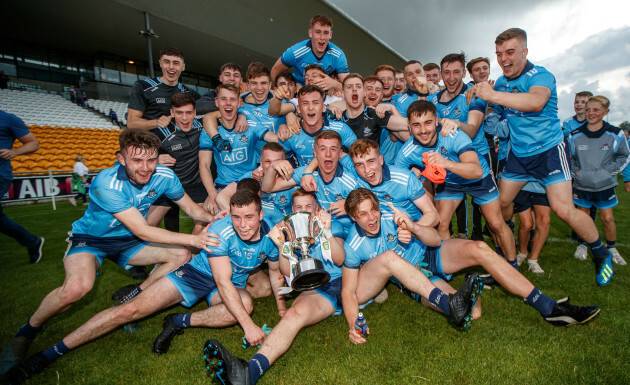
428, 83, 489, 156
493, 61, 564, 157
199, 119, 269, 186
562, 115, 586, 138
188, 216, 278, 288
240, 92, 286, 161
395, 127, 490, 185
71, 165, 184, 237
344, 215, 426, 269
340, 156, 425, 221
281, 117, 357, 166
280, 39, 349, 85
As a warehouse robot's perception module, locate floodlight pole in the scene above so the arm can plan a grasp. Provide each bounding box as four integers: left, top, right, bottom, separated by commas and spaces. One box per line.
139, 12, 159, 78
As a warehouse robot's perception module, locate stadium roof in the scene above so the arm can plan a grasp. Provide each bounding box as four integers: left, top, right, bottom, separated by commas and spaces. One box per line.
3, 0, 407, 78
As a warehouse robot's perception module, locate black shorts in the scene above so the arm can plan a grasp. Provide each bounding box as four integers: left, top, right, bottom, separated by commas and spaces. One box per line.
513, 189, 549, 213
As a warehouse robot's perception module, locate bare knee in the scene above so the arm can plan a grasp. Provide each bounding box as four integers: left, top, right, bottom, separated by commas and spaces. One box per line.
377, 250, 399, 267
115, 301, 142, 322
471, 241, 495, 263
170, 248, 192, 265
600, 212, 614, 226
59, 280, 93, 306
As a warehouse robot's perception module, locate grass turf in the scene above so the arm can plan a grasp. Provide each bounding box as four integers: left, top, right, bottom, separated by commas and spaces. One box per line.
1, 183, 629, 384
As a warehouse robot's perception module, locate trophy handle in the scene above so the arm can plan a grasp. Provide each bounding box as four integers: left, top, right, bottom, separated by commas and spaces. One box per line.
312, 216, 323, 240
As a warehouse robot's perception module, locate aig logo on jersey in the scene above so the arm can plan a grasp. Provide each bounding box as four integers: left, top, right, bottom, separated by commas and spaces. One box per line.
156, 98, 166, 104
221, 148, 248, 165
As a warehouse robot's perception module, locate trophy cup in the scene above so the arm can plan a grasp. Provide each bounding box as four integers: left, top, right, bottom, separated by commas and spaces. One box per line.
280, 211, 330, 291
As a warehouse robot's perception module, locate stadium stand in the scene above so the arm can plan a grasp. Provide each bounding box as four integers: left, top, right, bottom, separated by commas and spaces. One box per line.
11, 125, 119, 173
88, 99, 128, 126
0, 89, 119, 130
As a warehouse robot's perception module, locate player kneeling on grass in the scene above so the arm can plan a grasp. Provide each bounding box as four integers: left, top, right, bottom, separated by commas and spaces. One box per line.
342, 188, 482, 344
0, 128, 218, 377
202, 189, 346, 385
2, 191, 286, 384
345, 189, 600, 331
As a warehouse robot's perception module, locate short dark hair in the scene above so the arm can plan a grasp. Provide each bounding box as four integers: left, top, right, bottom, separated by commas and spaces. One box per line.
363, 75, 382, 86
403, 60, 423, 71
423, 63, 440, 72
246, 62, 271, 81
275, 70, 296, 87
171, 93, 196, 109
342, 73, 363, 87
292, 188, 318, 203
230, 189, 261, 212
495, 28, 527, 46
407, 100, 437, 119
119, 128, 160, 154
236, 178, 260, 195
216, 83, 240, 97
440, 53, 466, 70
220, 62, 242, 75
159, 47, 184, 60
297, 84, 325, 100
305, 64, 326, 75
314, 129, 342, 146
576, 91, 594, 98
466, 57, 490, 74
262, 142, 286, 156
310, 14, 333, 28
345, 188, 379, 218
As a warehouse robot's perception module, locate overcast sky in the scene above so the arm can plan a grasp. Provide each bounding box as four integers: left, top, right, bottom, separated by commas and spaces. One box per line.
329, 0, 630, 125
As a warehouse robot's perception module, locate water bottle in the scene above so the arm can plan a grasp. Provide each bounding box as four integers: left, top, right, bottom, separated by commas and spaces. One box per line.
354, 312, 368, 338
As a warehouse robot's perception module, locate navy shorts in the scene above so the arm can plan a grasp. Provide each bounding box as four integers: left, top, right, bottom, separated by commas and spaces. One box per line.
513, 189, 550, 213
314, 277, 343, 316
436, 174, 499, 205
502, 141, 572, 186
396, 242, 452, 302
64, 233, 148, 270
573, 187, 618, 210
166, 264, 218, 308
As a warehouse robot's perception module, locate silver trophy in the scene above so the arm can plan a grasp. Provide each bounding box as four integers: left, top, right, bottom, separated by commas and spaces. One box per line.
280, 211, 330, 291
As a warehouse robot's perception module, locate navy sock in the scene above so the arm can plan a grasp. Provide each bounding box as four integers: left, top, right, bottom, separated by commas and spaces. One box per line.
16, 318, 43, 339
529, 229, 535, 239
587, 238, 608, 259
607, 240, 616, 249
508, 258, 519, 270
525, 288, 556, 317
429, 288, 450, 316
172, 313, 191, 328
42, 340, 70, 362
248, 353, 270, 385
119, 285, 142, 305
495, 246, 504, 258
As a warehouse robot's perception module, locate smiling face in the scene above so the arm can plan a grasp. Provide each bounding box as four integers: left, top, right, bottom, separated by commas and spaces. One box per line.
248, 75, 271, 104
230, 202, 264, 241
351, 148, 384, 186
408, 111, 439, 147
394, 72, 406, 94
364, 80, 383, 107
276, 75, 297, 98
297, 91, 326, 129
585, 100, 609, 125
313, 137, 341, 178
376, 69, 396, 98
171, 103, 196, 132
441, 61, 465, 94
470, 61, 490, 83
495, 37, 528, 78
159, 54, 185, 86
216, 88, 239, 124
352, 197, 381, 236
219, 67, 243, 88
344, 77, 365, 109
308, 22, 333, 57
424, 68, 440, 85
118, 146, 158, 185
574, 96, 589, 115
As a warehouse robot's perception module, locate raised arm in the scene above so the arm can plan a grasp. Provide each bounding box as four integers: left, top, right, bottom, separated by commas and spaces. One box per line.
127, 108, 171, 130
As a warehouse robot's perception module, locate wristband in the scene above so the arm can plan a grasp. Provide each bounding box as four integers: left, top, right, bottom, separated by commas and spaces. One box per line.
321, 228, 333, 239
303, 172, 313, 176
418, 92, 429, 97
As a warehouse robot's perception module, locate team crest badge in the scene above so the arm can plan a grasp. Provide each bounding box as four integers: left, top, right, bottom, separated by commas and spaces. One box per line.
278, 195, 288, 204
363, 127, 372, 136
147, 189, 157, 199
386, 233, 397, 243
383, 194, 393, 201
511, 87, 519, 93
602, 144, 610, 151
453, 107, 461, 116
175, 270, 185, 278
440, 146, 448, 155
335, 194, 343, 201
239, 134, 248, 143
258, 252, 266, 260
